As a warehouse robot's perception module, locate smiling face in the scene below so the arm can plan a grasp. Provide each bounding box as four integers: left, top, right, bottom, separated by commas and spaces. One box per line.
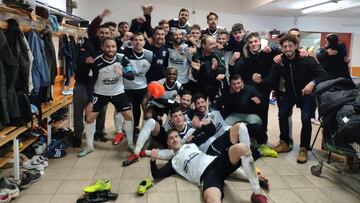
180, 94, 192, 110
118, 23, 129, 37
167, 130, 182, 151
132, 34, 145, 51
154, 28, 165, 46
170, 110, 185, 128
190, 28, 201, 41
207, 14, 218, 30
217, 33, 228, 46
232, 30, 245, 42
230, 78, 244, 93
195, 97, 207, 114
248, 36, 261, 53
102, 39, 117, 59
165, 68, 177, 85
172, 30, 183, 45
281, 40, 296, 59
98, 27, 111, 41
203, 36, 216, 54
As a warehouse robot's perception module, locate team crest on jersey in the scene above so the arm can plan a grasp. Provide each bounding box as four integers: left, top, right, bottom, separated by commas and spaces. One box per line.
162, 51, 166, 57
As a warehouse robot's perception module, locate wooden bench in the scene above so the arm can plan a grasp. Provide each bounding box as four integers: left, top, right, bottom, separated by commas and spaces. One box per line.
0, 95, 73, 179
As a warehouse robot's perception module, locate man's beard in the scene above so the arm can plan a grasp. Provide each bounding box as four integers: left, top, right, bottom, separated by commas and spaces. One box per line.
104, 52, 115, 59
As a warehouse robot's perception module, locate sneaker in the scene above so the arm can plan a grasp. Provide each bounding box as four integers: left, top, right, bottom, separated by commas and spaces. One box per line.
139, 150, 146, 158
19, 170, 41, 190
77, 190, 118, 203
258, 175, 270, 192
0, 191, 10, 203
23, 159, 45, 171
297, 147, 308, 164
78, 146, 94, 157
258, 145, 278, 158
137, 179, 153, 195
113, 132, 124, 145
31, 155, 48, 168
0, 177, 19, 199
73, 137, 82, 148
251, 193, 268, 203
272, 140, 290, 153
122, 153, 140, 167
83, 180, 111, 193
94, 132, 107, 142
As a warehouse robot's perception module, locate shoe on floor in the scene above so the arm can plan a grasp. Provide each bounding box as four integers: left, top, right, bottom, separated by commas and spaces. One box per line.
94, 132, 107, 142
122, 153, 140, 167
78, 146, 94, 157
272, 140, 290, 153
0, 177, 19, 199
297, 147, 308, 164
0, 191, 10, 202
23, 159, 45, 171
258, 144, 278, 158
19, 170, 41, 190
83, 180, 111, 193
113, 132, 124, 145
258, 175, 270, 192
137, 179, 153, 195
73, 138, 82, 148
251, 192, 268, 203
77, 190, 118, 203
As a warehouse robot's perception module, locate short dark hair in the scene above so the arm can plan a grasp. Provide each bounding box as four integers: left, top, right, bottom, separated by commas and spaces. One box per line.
229, 74, 242, 82
279, 34, 298, 46
191, 24, 201, 31
118, 21, 128, 27
101, 37, 115, 45
288, 28, 300, 34
166, 128, 179, 139
132, 32, 144, 40
179, 8, 189, 16
180, 89, 192, 97
326, 33, 339, 47
170, 106, 182, 117
201, 34, 211, 46
158, 19, 169, 26
104, 21, 116, 28
99, 24, 110, 29
192, 93, 207, 103
247, 32, 260, 42
231, 23, 244, 33
166, 67, 177, 75
206, 12, 218, 21
153, 26, 164, 35
217, 29, 229, 37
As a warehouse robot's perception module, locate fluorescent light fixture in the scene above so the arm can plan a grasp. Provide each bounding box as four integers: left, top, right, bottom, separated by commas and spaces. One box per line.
291, 0, 331, 9
302, 1, 360, 14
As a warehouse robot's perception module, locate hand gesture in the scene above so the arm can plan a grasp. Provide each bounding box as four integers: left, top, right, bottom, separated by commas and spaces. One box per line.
327, 49, 338, 56
251, 97, 261, 104
230, 52, 241, 65
191, 61, 201, 70
114, 64, 123, 76
263, 46, 272, 53
301, 82, 315, 96
252, 73, 262, 83
192, 116, 202, 128
100, 9, 111, 18
211, 58, 218, 70
216, 74, 225, 81
299, 48, 309, 58
273, 54, 282, 64
186, 135, 194, 142
150, 149, 158, 161
85, 56, 94, 64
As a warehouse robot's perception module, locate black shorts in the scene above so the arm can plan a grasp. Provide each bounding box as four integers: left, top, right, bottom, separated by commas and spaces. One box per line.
152, 126, 168, 148
200, 149, 241, 198
92, 93, 131, 113
206, 130, 232, 156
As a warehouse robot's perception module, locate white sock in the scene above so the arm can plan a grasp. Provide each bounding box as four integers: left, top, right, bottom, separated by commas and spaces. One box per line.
238, 123, 251, 147
230, 167, 248, 180
241, 150, 261, 194
134, 119, 156, 154
145, 150, 151, 157
123, 120, 134, 148
85, 122, 95, 149
156, 149, 175, 160
114, 112, 124, 132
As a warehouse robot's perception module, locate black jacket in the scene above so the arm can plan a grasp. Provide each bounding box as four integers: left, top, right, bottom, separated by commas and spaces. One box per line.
75, 37, 102, 86
191, 49, 226, 100
41, 28, 58, 85
261, 51, 329, 98
0, 30, 21, 124
5, 19, 31, 92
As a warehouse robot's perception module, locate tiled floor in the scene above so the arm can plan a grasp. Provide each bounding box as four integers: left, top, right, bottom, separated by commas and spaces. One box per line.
6, 105, 360, 202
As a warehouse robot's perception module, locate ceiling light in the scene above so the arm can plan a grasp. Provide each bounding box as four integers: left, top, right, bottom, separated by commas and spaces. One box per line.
291, 0, 331, 9
302, 1, 360, 14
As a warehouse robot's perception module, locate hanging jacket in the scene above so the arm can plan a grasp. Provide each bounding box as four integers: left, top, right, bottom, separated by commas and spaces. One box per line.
5, 19, 31, 93
0, 30, 21, 124
69, 36, 78, 73
0, 59, 9, 130
27, 29, 51, 95
58, 34, 75, 80
41, 27, 57, 85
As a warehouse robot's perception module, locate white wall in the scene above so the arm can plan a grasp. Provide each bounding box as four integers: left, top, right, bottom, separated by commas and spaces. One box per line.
73, 0, 360, 67
37, 0, 67, 11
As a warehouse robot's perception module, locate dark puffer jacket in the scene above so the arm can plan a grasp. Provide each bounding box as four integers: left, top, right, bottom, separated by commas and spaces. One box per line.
0, 30, 21, 125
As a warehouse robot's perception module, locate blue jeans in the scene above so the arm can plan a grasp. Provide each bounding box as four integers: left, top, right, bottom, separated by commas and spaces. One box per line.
278, 95, 314, 149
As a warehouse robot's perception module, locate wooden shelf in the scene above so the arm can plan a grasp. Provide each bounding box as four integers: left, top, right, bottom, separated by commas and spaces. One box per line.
0, 136, 38, 168
0, 3, 31, 18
